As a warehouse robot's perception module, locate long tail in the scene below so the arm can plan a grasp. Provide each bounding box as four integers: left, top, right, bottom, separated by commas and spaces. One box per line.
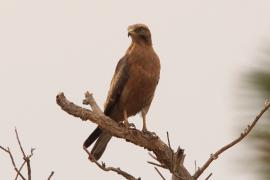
83, 127, 112, 160
90, 132, 112, 160
83, 98, 119, 159
83, 127, 102, 148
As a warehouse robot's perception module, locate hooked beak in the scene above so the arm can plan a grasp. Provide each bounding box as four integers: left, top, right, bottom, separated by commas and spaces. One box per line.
128, 26, 135, 37
128, 30, 135, 37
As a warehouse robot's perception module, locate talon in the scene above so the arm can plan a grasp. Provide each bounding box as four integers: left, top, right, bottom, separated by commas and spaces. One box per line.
124, 121, 136, 129
142, 129, 157, 137
128, 123, 136, 129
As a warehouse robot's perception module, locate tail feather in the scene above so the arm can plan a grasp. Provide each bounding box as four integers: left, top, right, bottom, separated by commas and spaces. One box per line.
83, 104, 117, 159
83, 127, 102, 148
91, 132, 112, 160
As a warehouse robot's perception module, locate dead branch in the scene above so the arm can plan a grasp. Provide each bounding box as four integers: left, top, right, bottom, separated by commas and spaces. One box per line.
205, 173, 212, 180
15, 160, 27, 180
155, 167, 166, 180
147, 161, 166, 169
15, 147, 35, 180
148, 152, 167, 169
0, 145, 26, 180
84, 147, 140, 180
48, 171, 54, 180
15, 128, 33, 180
193, 100, 270, 179
0, 129, 54, 180
56, 92, 191, 179
83, 91, 103, 114
56, 92, 270, 180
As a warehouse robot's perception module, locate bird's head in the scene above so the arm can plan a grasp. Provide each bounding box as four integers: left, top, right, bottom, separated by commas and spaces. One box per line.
128, 23, 152, 46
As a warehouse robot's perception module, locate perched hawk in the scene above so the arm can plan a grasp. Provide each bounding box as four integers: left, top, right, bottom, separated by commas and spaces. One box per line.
84, 23, 161, 160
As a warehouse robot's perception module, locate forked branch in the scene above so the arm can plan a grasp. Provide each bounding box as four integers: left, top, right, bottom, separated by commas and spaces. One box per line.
193, 101, 270, 179
56, 92, 270, 180
0, 129, 54, 180
84, 147, 140, 180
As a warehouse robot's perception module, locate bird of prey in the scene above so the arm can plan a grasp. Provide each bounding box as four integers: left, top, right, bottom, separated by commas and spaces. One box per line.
83, 23, 161, 160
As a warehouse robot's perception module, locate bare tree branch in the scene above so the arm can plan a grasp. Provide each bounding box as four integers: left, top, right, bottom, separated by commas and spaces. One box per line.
147, 151, 167, 169
205, 173, 213, 180
194, 161, 197, 173
154, 167, 166, 180
57, 92, 193, 179
166, 131, 174, 173
83, 147, 140, 180
1, 129, 54, 180
0, 145, 26, 180
56, 92, 192, 179
15, 128, 26, 157
15, 160, 27, 180
56, 92, 270, 180
147, 161, 167, 169
83, 91, 103, 114
148, 152, 158, 161
15, 148, 35, 180
193, 101, 270, 179
48, 171, 54, 180
15, 128, 33, 180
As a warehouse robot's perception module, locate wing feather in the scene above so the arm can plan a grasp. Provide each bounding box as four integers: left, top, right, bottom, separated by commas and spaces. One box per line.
104, 56, 129, 116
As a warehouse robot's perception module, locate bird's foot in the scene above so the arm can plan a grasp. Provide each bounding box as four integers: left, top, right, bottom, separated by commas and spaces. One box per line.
119, 121, 136, 129
142, 128, 157, 138
125, 122, 136, 129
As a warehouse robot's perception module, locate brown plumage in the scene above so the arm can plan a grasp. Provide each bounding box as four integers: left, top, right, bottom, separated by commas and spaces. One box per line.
83, 23, 160, 160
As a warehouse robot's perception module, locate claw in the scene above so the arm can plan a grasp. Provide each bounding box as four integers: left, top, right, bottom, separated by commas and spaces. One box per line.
118, 121, 136, 129
142, 129, 157, 137
121, 110, 136, 129
127, 122, 136, 129
124, 121, 136, 129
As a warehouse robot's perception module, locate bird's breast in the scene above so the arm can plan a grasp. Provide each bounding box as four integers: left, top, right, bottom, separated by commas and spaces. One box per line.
120, 55, 160, 117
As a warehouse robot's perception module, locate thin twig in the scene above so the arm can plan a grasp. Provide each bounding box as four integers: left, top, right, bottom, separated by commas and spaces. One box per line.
15, 128, 26, 157
0, 145, 9, 153
193, 101, 270, 179
147, 161, 166, 169
83, 91, 103, 114
205, 173, 213, 180
83, 147, 140, 180
166, 132, 171, 149
48, 171, 54, 180
166, 132, 174, 172
1, 129, 54, 180
154, 167, 166, 180
148, 152, 166, 168
15, 148, 35, 180
0, 146, 26, 180
15, 128, 32, 180
15, 161, 27, 180
148, 152, 158, 161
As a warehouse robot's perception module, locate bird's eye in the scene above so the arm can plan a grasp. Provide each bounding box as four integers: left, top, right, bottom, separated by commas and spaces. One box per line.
136, 27, 144, 33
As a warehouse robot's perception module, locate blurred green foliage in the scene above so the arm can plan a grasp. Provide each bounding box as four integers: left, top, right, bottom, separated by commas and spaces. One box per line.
242, 51, 270, 179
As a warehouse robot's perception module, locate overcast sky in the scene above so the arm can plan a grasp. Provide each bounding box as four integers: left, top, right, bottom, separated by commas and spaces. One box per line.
1, 1, 270, 179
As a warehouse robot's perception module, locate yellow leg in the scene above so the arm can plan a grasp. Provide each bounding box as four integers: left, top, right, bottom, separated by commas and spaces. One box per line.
123, 110, 135, 128
141, 109, 157, 137
141, 110, 147, 132
123, 110, 128, 127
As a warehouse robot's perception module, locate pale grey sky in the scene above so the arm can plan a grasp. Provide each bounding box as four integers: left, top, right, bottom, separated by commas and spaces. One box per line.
1, 0, 270, 179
